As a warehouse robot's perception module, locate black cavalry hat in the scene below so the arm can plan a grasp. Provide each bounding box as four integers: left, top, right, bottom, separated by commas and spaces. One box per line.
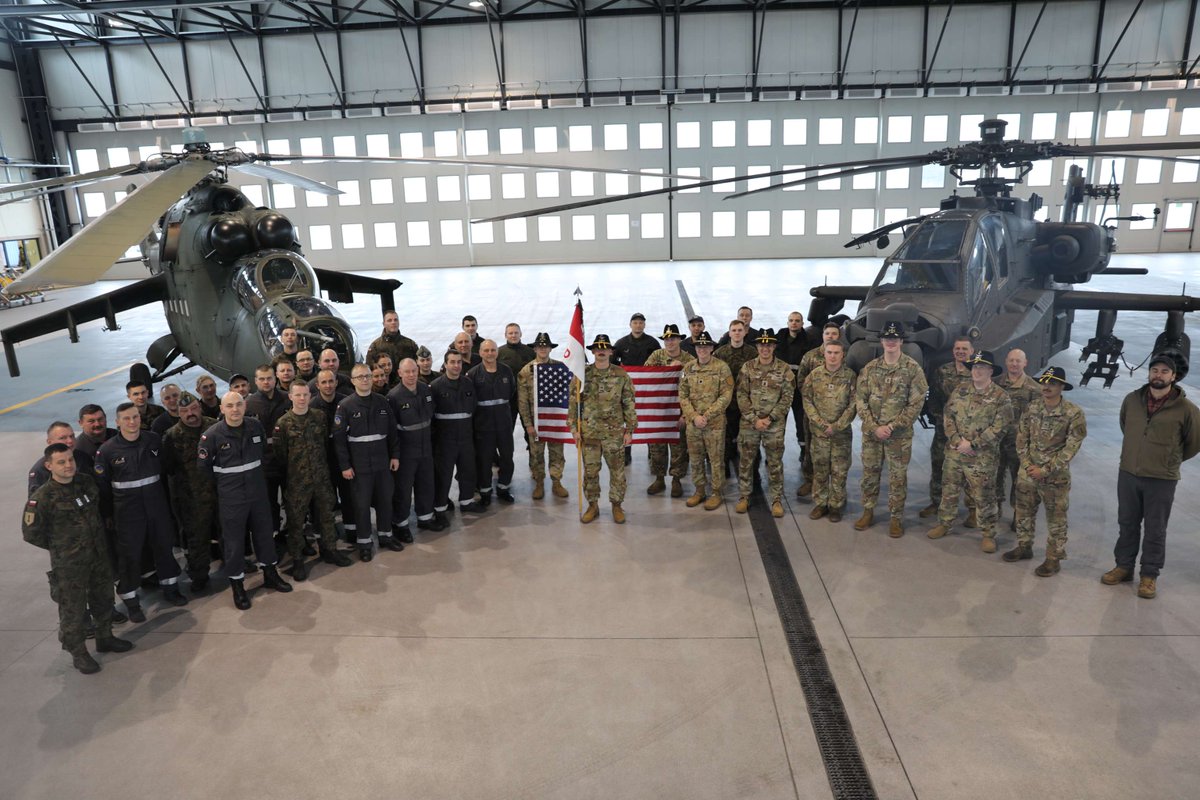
965, 350, 1003, 377
587, 334, 614, 351
754, 328, 779, 345
660, 323, 683, 340
879, 320, 906, 340
1036, 366, 1074, 391
532, 332, 558, 348
693, 330, 717, 347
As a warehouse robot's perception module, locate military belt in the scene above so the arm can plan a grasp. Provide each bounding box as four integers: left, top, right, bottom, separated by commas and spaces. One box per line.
212, 459, 261, 474
111, 475, 161, 489
347, 433, 388, 442
477, 399, 509, 406
398, 421, 431, 431
435, 412, 472, 420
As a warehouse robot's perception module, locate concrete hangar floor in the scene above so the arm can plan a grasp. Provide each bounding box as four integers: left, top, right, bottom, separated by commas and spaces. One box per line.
0, 254, 1198, 800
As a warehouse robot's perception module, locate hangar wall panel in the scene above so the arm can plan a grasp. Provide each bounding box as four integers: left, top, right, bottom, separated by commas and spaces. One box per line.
586, 17, 662, 93
262, 33, 343, 108
421, 25, 503, 100
41, 49, 114, 119
922, 4, 1010, 84
841, 8, 925, 85
185, 38, 265, 113
756, 9, 840, 85
676, 13, 753, 90
110, 43, 190, 117
341, 29, 421, 105
505, 20, 584, 95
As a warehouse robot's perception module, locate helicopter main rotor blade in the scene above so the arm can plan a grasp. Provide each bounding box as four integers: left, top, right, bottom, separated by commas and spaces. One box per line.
0, 164, 143, 197
3, 160, 214, 295
470, 154, 923, 224
725, 157, 935, 200
842, 214, 932, 249
253, 154, 700, 182
233, 163, 343, 195
1049, 149, 1200, 165
1051, 140, 1200, 156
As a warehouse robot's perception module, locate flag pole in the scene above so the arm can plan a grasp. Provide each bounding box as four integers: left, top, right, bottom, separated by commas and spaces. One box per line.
575, 379, 583, 517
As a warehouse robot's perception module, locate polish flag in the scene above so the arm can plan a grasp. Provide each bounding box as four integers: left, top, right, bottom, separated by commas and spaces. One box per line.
563, 299, 586, 381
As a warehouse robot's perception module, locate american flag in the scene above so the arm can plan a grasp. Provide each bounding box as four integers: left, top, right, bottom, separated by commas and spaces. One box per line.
534, 362, 575, 442
624, 364, 683, 444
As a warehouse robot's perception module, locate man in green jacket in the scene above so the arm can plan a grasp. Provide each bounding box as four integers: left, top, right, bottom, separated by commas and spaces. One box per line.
1102, 351, 1200, 599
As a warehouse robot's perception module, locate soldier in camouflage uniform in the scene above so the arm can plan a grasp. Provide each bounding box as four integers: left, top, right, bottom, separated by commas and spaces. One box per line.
275, 382, 354, 579
569, 335, 637, 523
794, 322, 843, 497
518, 332, 573, 500
735, 329, 796, 518
802, 339, 857, 522
928, 351, 1014, 553
1004, 366, 1087, 576
679, 331, 734, 510
645, 324, 695, 498
23, 443, 133, 674
161, 392, 218, 591
854, 321, 928, 537
921, 336, 975, 519
995, 349, 1040, 528
714, 320, 758, 486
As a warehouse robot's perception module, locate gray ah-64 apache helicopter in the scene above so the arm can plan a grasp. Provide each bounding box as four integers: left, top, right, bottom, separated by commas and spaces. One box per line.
0, 128, 690, 381
482, 117, 1200, 387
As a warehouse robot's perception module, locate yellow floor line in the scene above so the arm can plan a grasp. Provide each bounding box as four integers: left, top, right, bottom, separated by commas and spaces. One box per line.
0, 362, 134, 416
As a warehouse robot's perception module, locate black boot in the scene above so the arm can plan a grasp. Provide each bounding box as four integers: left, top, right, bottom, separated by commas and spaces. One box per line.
261, 565, 293, 592
162, 585, 188, 607
496, 488, 515, 504
71, 648, 101, 674
433, 511, 449, 528
230, 578, 251, 610
301, 541, 317, 557
95, 636, 134, 653
394, 525, 414, 544
359, 544, 374, 562
124, 597, 146, 624
320, 546, 352, 567
290, 557, 309, 582
190, 572, 209, 593
379, 534, 405, 552
418, 516, 445, 532
110, 605, 129, 625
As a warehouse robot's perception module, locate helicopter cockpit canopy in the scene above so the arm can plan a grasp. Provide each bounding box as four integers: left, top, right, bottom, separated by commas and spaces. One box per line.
875, 218, 969, 294
232, 250, 318, 312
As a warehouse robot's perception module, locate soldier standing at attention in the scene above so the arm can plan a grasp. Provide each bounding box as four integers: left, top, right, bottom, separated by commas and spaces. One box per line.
311, 368, 353, 542
389, 358, 444, 538
246, 363, 291, 544
95, 402, 186, 621
735, 329, 796, 518
23, 443, 133, 674
614, 312, 660, 465
793, 321, 843, 498
776, 312, 813, 493
802, 339, 857, 522
469, 339, 517, 505
570, 335, 637, 524
927, 351, 1013, 552
1102, 352, 1200, 599
922, 336, 975, 519
995, 349, 1040, 529
1004, 366, 1087, 576
198, 392, 293, 609
715, 320, 758, 485
274, 382, 353, 580
334, 364, 402, 560
854, 321, 928, 537
679, 331, 734, 510
432, 350, 485, 524
367, 310, 419, 367
161, 393, 218, 591
517, 333, 572, 500
28, 421, 78, 495
645, 324, 695, 498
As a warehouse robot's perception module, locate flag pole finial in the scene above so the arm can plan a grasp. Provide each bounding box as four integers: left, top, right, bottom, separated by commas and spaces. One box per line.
574, 286, 582, 297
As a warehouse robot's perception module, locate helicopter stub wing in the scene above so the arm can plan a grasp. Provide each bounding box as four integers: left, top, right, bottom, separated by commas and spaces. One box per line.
312, 268, 402, 315
1, 274, 168, 377
2, 160, 213, 295
1055, 291, 1200, 313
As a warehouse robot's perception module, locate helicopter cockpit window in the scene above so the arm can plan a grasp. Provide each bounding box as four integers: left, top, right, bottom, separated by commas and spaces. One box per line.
875, 218, 968, 293
259, 256, 311, 296
964, 234, 987, 311
283, 296, 332, 319
979, 214, 1009, 281
232, 265, 265, 311
258, 311, 286, 352
893, 219, 968, 261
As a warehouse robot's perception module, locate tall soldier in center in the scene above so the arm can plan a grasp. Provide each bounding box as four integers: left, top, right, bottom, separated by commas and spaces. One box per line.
735, 329, 796, 518
571, 335, 637, 523
644, 324, 694, 498
679, 331, 734, 510
801, 339, 857, 522
517, 333, 571, 500
432, 350, 485, 524
333, 364, 401, 561
389, 358, 443, 538
468, 339, 517, 505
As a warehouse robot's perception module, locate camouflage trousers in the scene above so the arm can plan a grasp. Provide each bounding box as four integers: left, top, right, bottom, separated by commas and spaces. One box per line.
529, 438, 566, 483
284, 479, 338, 559
928, 420, 947, 501
738, 423, 787, 503
938, 449, 998, 534
174, 495, 215, 582
686, 424, 726, 495
51, 554, 114, 652
995, 435, 1020, 510
810, 430, 853, 510
582, 437, 626, 504
648, 435, 688, 479
1015, 474, 1071, 553
860, 431, 913, 515
791, 402, 813, 482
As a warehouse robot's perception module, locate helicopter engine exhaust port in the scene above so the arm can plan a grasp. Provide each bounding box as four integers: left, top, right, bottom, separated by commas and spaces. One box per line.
1031, 223, 1110, 284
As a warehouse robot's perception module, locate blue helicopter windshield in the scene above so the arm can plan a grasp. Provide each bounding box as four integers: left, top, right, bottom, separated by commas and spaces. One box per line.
875, 218, 967, 293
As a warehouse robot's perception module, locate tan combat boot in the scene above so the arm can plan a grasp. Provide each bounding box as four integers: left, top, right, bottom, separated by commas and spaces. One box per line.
686, 491, 706, 508
704, 495, 723, 511
1034, 557, 1061, 577
927, 523, 950, 539
612, 504, 626, 524
581, 503, 599, 523
735, 497, 750, 514
551, 479, 569, 498
771, 501, 784, 518
796, 481, 813, 498
671, 478, 683, 498
888, 517, 904, 538
1101, 566, 1133, 585
854, 510, 874, 531
963, 509, 978, 529
647, 477, 666, 495
808, 506, 828, 520
532, 482, 545, 500
1137, 576, 1157, 598
919, 502, 939, 518
980, 535, 997, 554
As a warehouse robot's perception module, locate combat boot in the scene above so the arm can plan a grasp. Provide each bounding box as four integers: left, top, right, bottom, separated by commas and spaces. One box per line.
771, 501, 784, 518
434, 510, 449, 528
735, 497, 750, 514
71, 649, 100, 674
919, 502, 939, 518
290, 557, 309, 582
809, 505, 828, 520
551, 479, 569, 498
1137, 576, 1157, 599
686, 492, 706, 508
230, 578, 252, 610
612, 504, 626, 524
95, 636, 133, 653
888, 517, 904, 538
418, 516, 445, 532
359, 544, 374, 562
581, 503, 599, 523
1101, 566, 1133, 585
647, 477, 666, 495
980, 535, 997, 554
1002, 542, 1033, 562
261, 565, 293, 592
394, 525, 414, 544
704, 495, 723, 511
460, 500, 487, 514
828, 508, 843, 523
379, 534, 405, 552
796, 481, 812, 498
671, 478, 683, 498
320, 546, 352, 567
190, 574, 209, 594
123, 596, 146, 624
162, 584, 188, 607
1034, 557, 1061, 577
497, 488, 515, 504
854, 510, 874, 530
927, 523, 950, 540
532, 482, 545, 500
963, 509, 978, 529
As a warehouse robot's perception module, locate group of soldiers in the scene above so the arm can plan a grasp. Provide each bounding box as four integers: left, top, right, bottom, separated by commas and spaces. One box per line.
22, 304, 1197, 675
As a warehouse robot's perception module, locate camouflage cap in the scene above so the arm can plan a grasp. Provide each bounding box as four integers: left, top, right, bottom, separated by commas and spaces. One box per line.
177, 391, 200, 407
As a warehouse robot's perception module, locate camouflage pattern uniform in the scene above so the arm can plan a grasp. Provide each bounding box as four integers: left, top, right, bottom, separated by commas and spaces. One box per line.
802, 364, 857, 510
678, 357, 734, 495
517, 358, 572, 483
274, 409, 340, 558
938, 384, 1014, 540
996, 373, 1041, 511
644, 348, 695, 480
714, 343, 758, 474
1015, 397, 1087, 556
162, 416, 218, 583
569, 364, 637, 504
736, 358, 796, 502
22, 474, 114, 653
856, 354, 928, 516
795, 344, 830, 483
929, 361, 974, 507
